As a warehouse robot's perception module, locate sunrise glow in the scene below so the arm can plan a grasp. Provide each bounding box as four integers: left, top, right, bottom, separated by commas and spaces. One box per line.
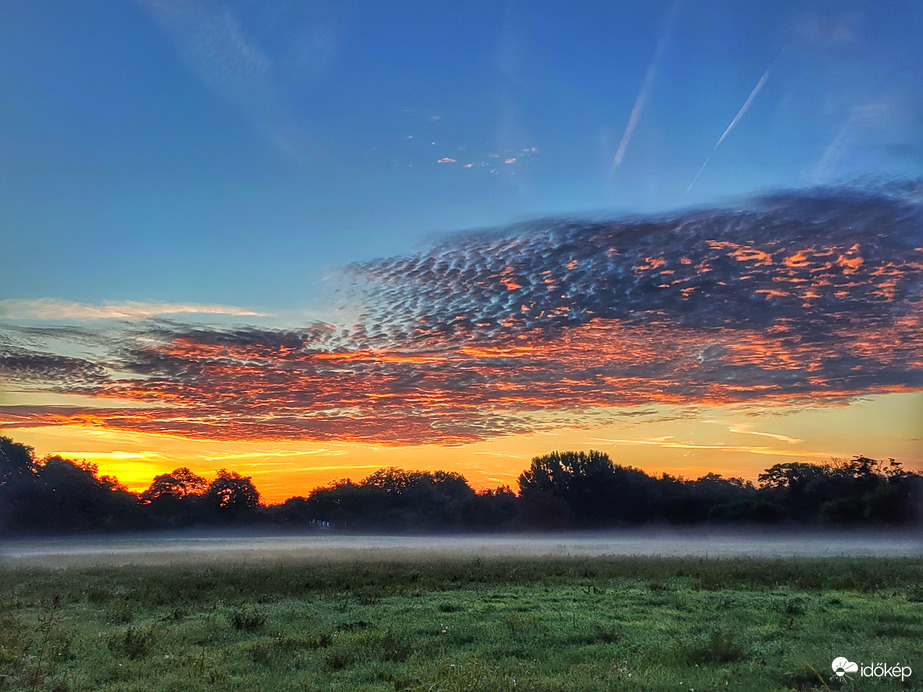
1, 3, 921, 503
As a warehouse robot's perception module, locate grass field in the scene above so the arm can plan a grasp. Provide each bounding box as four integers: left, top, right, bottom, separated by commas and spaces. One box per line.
1, 556, 921, 691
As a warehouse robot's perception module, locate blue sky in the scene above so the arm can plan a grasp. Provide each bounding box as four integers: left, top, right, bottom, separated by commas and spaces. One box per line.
2, 0, 920, 313
2, 2, 921, 497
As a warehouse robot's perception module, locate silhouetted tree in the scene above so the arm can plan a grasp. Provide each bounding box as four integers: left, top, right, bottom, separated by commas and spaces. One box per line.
518, 451, 617, 526
864, 461, 921, 524
0, 436, 38, 487
759, 462, 832, 521
12, 456, 142, 534
759, 456, 922, 525
402, 470, 475, 529
514, 490, 572, 530
138, 467, 210, 527
205, 469, 260, 516
518, 450, 615, 495
270, 496, 316, 526
363, 467, 417, 493
758, 462, 825, 491
302, 468, 478, 531
518, 450, 655, 527
0, 437, 41, 534
141, 467, 209, 502
1, 433, 920, 534
465, 486, 518, 530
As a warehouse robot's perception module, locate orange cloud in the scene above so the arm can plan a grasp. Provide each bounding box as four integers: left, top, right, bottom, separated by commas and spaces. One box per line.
2, 186, 921, 447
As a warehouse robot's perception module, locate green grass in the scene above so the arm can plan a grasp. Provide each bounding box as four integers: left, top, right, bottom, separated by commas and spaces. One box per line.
1, 557, 921, 691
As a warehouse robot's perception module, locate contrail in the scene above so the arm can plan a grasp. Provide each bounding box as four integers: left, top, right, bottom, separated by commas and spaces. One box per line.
686, 67, 771, 194
613, 72, 654, 167
811, 104, 885, 183
613, 2, 680, 168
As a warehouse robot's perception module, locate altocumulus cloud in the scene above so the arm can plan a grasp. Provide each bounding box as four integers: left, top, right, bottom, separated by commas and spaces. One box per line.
1, 185, 921, 444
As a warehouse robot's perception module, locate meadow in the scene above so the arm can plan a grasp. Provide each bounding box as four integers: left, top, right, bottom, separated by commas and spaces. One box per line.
1, 554, 921, 691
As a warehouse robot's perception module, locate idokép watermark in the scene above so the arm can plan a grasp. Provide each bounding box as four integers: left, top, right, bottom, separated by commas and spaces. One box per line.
832, 657, 912, 682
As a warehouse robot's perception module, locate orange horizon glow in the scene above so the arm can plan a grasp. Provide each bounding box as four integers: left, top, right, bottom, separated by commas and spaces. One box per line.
6, 391, 921, 504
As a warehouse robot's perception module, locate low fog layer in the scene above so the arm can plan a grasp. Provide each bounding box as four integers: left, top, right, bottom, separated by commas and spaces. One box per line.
2, 530, 920, 568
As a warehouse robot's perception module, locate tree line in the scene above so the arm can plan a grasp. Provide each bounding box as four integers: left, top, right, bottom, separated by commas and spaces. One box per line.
0, 436, 919, 536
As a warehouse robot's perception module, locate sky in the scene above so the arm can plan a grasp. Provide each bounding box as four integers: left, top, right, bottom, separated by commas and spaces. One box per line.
1, 0, 921, 502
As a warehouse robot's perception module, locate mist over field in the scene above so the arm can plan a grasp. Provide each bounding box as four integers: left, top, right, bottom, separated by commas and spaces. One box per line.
3, 529, 921, 568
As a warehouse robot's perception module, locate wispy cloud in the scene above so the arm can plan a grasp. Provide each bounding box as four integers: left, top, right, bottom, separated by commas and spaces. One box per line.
137, 0, 321, 158
0, 299, 265, 321
811, 103, 891, 183
613, 1, 680, 168
686, 67, 771, 194
590, 437, 827, 459
53, 450, 166, 461
205, 449, 336, 461
728, 426, 802, 444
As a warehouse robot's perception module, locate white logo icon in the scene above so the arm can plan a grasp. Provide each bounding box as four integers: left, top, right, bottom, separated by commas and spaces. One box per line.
832, 657, 859, 677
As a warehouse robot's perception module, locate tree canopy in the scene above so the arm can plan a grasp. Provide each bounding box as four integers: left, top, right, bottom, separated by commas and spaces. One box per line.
0, 435, 919, 535
205, 469, 261, 513
0, 436, 37, 487
140, 467, 209, 503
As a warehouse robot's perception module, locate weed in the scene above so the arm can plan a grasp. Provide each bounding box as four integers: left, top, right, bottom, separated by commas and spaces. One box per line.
591, 623, 621, 644
504, 613, 543, 634
246, 641, 272, 665
309, 629, 335, 649
379, 631, 413, 662
192, 646, 210, 677
106, 626, 155, 660
228, 608, 268, 632
783, 597, 807, 615
338, 620, 371, 632
161, 606, 186, 622
324, 647, 355, 670
20, 596, 72, 690
0, 616, 29, 689
108, 602, 134, 625
779, 664, 830, 690
685, 629, 747, 665
357, 591, 381, 606
84, 588, 110, 605
566, 622, 622, 646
